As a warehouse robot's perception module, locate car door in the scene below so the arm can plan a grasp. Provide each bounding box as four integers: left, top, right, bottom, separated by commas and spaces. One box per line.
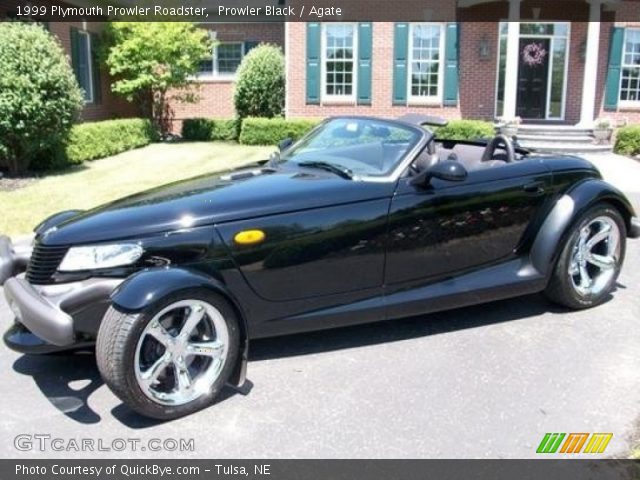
216, 186, 392, 302
384, 159, 553, 287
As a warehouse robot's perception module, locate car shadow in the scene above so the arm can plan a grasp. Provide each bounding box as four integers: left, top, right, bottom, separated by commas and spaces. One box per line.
11, 291, 614, 427
12, 351, 103, 424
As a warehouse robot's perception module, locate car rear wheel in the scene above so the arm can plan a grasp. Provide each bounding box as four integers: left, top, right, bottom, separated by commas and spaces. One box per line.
545, 204, 626, 309
96, 290, 239, 420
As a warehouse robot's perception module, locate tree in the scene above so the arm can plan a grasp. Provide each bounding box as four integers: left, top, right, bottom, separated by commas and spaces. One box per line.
104, 22, 212, 136
234, 44, 285, 120
0, 22, 83, 175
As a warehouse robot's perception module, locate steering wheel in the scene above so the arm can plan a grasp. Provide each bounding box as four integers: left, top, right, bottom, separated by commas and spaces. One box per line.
481, 134, 516, 163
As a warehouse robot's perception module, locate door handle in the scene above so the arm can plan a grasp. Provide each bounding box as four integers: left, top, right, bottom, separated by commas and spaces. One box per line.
523, 181, 545, 195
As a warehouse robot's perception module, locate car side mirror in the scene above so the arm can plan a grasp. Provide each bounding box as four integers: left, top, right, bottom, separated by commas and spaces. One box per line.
278, 137, 293, 152
410, 160, 467, 187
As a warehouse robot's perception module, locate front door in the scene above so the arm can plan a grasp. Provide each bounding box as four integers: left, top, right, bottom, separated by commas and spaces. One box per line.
516, 38, 550, 119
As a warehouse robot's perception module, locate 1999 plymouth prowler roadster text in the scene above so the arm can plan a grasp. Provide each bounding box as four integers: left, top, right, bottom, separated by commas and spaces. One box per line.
1, 115, 638, 419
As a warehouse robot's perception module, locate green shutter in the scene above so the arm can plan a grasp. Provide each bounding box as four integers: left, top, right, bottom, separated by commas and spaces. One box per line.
357, 23, 372, 105
443, 23, 459, 106
70, 27, 81, 83
306, 23, 321, 105
245, 40, 260, 53
604, 27, 624, 111
393, 23, 409, 105
90, 32, 102, 104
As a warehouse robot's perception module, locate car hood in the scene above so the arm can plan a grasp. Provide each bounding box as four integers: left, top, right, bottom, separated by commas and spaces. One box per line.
41, 165, 394, 245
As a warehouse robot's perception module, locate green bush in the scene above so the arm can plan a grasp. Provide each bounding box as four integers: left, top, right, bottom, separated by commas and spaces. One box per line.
0, 22, 83, 175
435, 120, 496, 141
181, 118, 238, 141
234, 44, 285, 120
239, 118, 319, 146
64, 118, 158, 165
614, 125, 640, 156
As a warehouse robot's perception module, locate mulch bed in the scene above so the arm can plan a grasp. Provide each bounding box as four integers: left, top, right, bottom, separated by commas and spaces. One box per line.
0, 175, 39, 192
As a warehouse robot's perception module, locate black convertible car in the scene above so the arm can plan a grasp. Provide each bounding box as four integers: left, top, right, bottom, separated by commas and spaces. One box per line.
1, 115, 638, 419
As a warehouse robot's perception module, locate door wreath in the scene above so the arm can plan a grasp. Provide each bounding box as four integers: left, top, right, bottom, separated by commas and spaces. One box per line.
522, 42, 547, 67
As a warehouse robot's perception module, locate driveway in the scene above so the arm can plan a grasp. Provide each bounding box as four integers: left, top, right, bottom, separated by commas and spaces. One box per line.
0, 153, 639, 459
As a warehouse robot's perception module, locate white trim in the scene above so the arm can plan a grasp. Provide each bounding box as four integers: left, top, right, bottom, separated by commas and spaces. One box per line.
503, 0, 521, 119
618, 27, 640, 107
406, 23, 445, 105
320, 22, 358, 104
495, 21, 570, 121
578, 7, 602, 126
284, 21, 290, 119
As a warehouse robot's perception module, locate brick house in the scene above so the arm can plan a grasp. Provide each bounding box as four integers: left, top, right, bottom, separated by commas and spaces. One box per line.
285, 0, 640, 129
3, 0, 640, 133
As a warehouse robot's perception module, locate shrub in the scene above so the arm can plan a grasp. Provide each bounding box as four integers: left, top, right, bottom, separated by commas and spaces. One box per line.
104, 22, 212, 136
435, 120, 496, 141
0, 22, 83, 175
234, 45, 285, 120
181, 118, 238, 142
239, 118, 319, 146
64, 118, 158, 165
614, 125, 640, 156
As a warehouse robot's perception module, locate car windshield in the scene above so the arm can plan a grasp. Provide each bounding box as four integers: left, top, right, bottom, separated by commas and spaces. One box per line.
281, 118, 422, 177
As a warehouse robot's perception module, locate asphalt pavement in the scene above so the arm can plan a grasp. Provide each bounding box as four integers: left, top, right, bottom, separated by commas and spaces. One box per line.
0, 153, 638, 459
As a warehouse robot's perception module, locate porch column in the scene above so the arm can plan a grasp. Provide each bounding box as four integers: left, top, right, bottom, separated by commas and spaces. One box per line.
503, 0, 521, 119
578, 0, 602, 127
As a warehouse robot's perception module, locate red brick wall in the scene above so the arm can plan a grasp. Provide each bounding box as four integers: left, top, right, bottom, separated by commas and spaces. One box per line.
286, 22, 461, 120
169, 22, 285, 130
47, 22, 138, 122
597, 6, 640, 125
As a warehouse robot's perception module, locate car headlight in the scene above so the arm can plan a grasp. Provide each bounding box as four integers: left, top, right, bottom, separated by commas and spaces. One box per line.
58, 244, 144, 272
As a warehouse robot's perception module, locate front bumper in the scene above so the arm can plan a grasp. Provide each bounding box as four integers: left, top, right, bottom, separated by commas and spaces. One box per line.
630, 217, 640, 239
0, 235, 31, 285
3, 277, 122, 352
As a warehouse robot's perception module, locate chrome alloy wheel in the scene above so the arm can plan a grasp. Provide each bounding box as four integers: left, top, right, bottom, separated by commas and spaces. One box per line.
569, 216, 621, 297
134, 300, 229, 406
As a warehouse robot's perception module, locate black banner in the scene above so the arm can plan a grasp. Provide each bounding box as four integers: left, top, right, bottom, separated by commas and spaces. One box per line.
3, 460, 640, 480
3, 0, 638, 22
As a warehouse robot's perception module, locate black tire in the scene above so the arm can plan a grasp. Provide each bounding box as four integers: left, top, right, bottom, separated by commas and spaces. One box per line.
544, 203, 626, 309
96, 289, 240, 420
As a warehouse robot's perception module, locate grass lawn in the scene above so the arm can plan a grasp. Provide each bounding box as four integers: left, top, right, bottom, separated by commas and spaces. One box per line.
0, 142, 272, 237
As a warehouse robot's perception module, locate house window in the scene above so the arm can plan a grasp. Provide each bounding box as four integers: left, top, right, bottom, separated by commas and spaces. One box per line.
621, 28, 640, 103
408, 23, 444, 102
198, 42, 245, 78
76, 31, 94, 103
322, 23, 357, 101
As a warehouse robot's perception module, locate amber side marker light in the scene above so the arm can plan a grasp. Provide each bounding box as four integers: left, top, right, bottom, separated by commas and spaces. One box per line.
234, 230, 266, 245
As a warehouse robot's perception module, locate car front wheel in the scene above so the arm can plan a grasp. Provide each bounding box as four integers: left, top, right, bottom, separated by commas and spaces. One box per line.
96, 290, 239, 420
545, 203, 626, 309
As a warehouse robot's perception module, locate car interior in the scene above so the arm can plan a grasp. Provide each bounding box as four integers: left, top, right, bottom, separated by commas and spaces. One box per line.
410, 134, 524, 176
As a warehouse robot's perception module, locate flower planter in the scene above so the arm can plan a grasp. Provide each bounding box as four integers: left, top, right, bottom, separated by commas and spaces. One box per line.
593, 128, 611, 144
500, 126, 518, 138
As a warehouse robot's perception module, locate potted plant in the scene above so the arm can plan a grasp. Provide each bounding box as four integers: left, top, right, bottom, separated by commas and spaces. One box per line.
593, 118, 613, 144
497, 116, 521, 138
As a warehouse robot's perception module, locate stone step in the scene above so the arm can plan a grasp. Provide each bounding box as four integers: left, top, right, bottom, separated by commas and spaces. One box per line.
517, 134, 595, 143
518, 141, 613, 154
516, 125, 594, 137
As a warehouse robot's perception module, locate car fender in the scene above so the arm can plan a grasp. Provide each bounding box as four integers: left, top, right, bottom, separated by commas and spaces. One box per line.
110, 267, 249, 388
530, 179, 636, 276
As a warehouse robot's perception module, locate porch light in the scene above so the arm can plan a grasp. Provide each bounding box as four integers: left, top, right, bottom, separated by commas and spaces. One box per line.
479, 35, 491, 60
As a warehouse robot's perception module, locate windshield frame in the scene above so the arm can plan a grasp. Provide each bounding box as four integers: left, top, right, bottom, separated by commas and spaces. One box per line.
279, 116, 430, 182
